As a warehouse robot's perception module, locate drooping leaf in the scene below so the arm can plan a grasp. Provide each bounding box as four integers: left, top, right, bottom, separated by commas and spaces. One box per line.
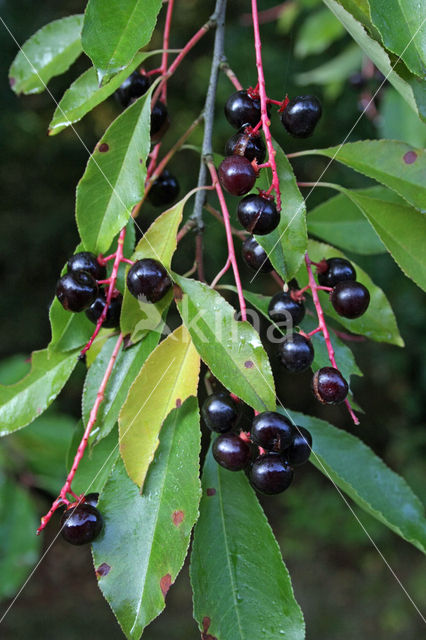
190, 445, 305, 640
283, 410, 426, 554
176, 277, 276, 412
93, 398, 201, 640
255, 141, 307, 282
295, 7, 345, 58
48, 297, 94, 354
297, 240, 404, 346
82, 0, 163, 85
76, 86, 154, 254
49, 51, 159, 135
368, 0, 426, 79
119, 325, 200, 488
82, 333, 160, 448
0, 348, 78, 436
0, 475, 41, 600
296, 43, 363, 89
379, 87, 426, 147
9, 15, 83, 95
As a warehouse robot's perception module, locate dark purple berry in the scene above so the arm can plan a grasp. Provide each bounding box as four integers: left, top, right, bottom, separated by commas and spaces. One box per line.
115, 70, 150, 108
348, 72, 366, 91
202, 393, 240, 433
280, 95, 322, 138
151, 101, 169, 142
218, 156, 256, 196
237, 194, 280, 235
331, 281, 370, 319
287, 427, 312, 467
312, 367, 348, 404
251, 411, 293, 452
278, 333, 314, 373
84, 493, 99, 507
225, 130, 266, 164
213, 433, 250, 471
317, 257, 356, 288
224, 90, 263, 129
126, 258, 172, 303
249, 453, 294, 494
67, 252, 106, 281
85, 291, 123, 328
56, 271, 98, 313
241, 236, 273, 272
147, 170, 179, 207
268, 291, 305, 326
61, 503, 103, 545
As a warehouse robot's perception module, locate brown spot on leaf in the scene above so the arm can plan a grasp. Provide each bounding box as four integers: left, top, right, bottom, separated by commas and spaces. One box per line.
98, 142, 109, 153
403, 150, 417, 164
139, 158, 143, 164
244, 360, 254, 368
95, 563, 111, 579
160, 573, 172, 598
9, 77, 15, 87
173, 284, 183, 301
175, 398, 182, 408
172, 510, 184, 526
201, 616, 217, 640
206, 488, 216, 497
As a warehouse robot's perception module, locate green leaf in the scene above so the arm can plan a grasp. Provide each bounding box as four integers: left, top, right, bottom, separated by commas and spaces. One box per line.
93, 398, 201, 640
256, 141, 307, 281
303, 140, 426, 210
307, 187, 386, 255
284, 410, 426, 553
368, 0, 426, 78
119, 325, 200, 488
82, 333, 160, 448
76, 86, 154, 254
190, 445, 305, 640
48, 297, 94, 354
0, 348, 78, 436
82, 0, 163, 85
343, 189, 426, 291
379, 87, 426, 147
9, 15, 83, 95
49, 51, 160, 135
176, 277, 276, 412
0, 475, 41, 600
295, 8, 345, 58
296, 43, 363, 87
322, 0, 424, 120
298, 240, 404, 345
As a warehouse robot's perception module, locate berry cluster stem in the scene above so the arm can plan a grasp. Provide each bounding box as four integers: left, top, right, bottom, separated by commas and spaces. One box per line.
160, 0, 175, 103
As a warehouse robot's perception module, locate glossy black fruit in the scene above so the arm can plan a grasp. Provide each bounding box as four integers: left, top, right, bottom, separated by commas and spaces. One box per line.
280, 95, 322, 138
126, 258, 172, 303
56, 271, 98, 313
225, 130, 266, 164
201, 393, 240, 433
249, 453, 294, 494
330, 281, 370, 319
218, 156, 256, 196
67, 252, 106, 281
151, 101, 169, 142
212, 433, 251, 471
115, 70, 150, 108
237, 194, 280, 235
224, 90, 264, 129
287, 427, 312, 467
251, 411, 293, 452
278, 333, 314, 373
317, 257, 356, 288
268, 291, 305, 326
61, 503, 103, 545
84, 493, 99, 507
241, 236, 273, 272
85, 291, 123, 328
147, 170, 180, 207
312, 367, 348, 404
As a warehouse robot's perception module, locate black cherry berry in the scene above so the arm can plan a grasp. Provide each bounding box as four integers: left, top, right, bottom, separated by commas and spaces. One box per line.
61, 503, 103, 545
84, 493, 99, 507
278, 333, 314, 373
148, 170, 180, 207
224, 90, 263, 129
67, 252, 106, 281
241, 236, 273, 272
268, 291, 305, 326
225, 130, 266, 164
237, 195, 280, 235
249, 453, 294, 495
330, 281, 370, 319
56, 271, 98, 313
280, 95, 322, 138
312, 367, 348, 404
218, 156, 256, 196
317, 257, 356, 288
85, 291, 123, 328
151, 101, 169, 142
115, 70, 150, 108
212, 433, 250, 471
287, 427, 312, 467
201, 393, 240, 433
126, 258, 172, 303
251, 411, 293, 452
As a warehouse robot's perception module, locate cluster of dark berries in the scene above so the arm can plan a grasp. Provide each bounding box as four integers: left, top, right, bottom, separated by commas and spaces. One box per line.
318, 257, 370, 319
55, 252, 122, 327
61, 493, 102, 545
202, 393, 312, 495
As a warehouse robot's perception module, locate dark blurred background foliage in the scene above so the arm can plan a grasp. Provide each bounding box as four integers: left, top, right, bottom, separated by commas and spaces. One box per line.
0, 1, 425, 638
